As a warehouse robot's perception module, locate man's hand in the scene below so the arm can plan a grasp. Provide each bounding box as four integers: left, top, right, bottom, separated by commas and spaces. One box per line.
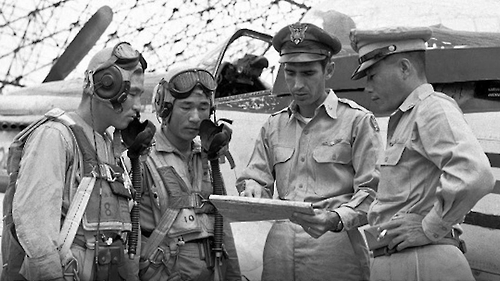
290, 207, 340, 239
199, 119, 232, 161
377, 219, 432, 251
121, 118, 156, 159
239, 183, 270, 198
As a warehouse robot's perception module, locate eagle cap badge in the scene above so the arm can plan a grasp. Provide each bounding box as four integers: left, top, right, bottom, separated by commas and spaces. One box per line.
289, 23, 308, 45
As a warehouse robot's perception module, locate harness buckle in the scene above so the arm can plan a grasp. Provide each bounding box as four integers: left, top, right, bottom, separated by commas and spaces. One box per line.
149, 247, 166, 265
194, 193, 209, 209
97, 163, 121, 182
63, 258, 80, 281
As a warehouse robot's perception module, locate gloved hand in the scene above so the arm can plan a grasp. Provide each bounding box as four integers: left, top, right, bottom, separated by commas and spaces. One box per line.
121, 118, 156, 159
199, 119, 234, 167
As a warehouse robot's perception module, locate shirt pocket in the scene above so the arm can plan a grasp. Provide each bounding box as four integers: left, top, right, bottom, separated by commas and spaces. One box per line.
312, 140, 352, 196
377, 142, 410, 202
273, 146, 294, 197
313, 140, 352, 165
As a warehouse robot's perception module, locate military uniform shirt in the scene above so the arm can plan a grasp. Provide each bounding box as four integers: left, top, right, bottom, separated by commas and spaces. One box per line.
368, 83, 495, 241
238, 90, 381, 230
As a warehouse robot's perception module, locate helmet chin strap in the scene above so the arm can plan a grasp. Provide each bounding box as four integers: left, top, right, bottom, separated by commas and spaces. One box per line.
110, 101, 124, 113
91, 92, 124, 113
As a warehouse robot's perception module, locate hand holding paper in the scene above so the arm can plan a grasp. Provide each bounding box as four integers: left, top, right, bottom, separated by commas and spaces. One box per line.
209, 195, 314, 222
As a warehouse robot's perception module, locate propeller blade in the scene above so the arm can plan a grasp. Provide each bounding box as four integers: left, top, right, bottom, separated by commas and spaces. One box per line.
43, 5, 113, 83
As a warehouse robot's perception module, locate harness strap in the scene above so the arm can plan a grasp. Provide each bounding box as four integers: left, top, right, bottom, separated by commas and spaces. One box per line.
81, 244, 95, 281
170, 193, 209, 209
140, 157, 180, 261
58, 177, 96, 265
141, 208, 180, 262
147, 152, 169, 218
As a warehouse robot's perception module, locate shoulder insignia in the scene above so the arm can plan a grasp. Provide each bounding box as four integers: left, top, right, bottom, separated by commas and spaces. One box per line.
370, 115, 380, 132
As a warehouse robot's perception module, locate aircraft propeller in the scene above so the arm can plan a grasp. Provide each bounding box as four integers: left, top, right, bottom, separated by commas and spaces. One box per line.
43, 5, 113, 83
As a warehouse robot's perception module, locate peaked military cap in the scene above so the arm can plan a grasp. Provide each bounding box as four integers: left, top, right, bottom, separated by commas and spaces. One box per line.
350, 26, 432, 80
272, 22, 342, 63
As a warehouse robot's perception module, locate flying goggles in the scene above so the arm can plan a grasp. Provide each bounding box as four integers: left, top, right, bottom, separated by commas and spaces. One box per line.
167, 68, 217, 99
94, 42, 147, 73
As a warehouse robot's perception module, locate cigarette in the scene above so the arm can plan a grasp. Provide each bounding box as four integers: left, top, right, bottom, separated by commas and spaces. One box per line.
377, 229, 387, 241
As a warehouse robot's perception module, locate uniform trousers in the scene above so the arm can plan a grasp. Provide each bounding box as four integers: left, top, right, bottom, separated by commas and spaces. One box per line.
370, 244, 475, 281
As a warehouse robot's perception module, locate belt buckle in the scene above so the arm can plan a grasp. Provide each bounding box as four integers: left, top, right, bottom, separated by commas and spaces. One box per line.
194, 193, 208, 209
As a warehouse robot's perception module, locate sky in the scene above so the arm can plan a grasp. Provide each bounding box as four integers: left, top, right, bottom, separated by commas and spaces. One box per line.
1, 0, 500, 94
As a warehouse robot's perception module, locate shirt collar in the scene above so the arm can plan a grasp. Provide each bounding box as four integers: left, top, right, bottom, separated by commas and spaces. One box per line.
397, 83, 434, 113
153, 130, 202, 155
154, 131, 177, 153
287, 89, 339, 121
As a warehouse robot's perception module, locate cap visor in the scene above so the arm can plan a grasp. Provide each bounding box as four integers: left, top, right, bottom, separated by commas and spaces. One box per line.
351, 57, 387, 80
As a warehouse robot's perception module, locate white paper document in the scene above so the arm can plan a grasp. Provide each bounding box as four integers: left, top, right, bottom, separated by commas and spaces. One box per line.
209, 194, 315, 222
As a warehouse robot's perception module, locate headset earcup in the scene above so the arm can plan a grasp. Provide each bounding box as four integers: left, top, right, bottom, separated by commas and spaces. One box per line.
160, 103, 173, 119
154, 81, 173, 119
93, 65, 123, 100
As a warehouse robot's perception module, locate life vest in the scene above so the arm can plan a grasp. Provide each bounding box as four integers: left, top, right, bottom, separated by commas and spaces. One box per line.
145, 140, 215, 242
1, 108, 133, 280
65, 113, 133, 233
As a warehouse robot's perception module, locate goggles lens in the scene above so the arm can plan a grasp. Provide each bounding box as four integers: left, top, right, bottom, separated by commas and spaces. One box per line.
167, 69, 217, 98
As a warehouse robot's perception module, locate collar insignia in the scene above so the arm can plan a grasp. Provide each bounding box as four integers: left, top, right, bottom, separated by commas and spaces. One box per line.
289, 23, 308, 45
370, 115, 380, 132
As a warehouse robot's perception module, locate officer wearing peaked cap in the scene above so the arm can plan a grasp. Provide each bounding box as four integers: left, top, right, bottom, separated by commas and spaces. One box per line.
350, 26, 432, 80
237, 22, 382, 281
272, 22, 342, 63
350, 26, 494, 281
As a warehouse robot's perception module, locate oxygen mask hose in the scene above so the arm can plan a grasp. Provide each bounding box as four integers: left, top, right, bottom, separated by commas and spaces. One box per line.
199, 119, 233, 280
210, 157, 225, 281
128, 157, 141, 259
121, 118, 156, 259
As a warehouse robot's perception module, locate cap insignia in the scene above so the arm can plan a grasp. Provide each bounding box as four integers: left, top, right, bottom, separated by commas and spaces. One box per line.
289, 23, 308, 45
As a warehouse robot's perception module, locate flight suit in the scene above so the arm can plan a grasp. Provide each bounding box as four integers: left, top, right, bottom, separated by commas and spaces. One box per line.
138, 132, 241, 281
